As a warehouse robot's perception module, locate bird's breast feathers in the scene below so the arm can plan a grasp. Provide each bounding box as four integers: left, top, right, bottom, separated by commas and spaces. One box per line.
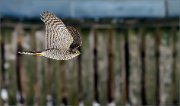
42, 49, 79, 60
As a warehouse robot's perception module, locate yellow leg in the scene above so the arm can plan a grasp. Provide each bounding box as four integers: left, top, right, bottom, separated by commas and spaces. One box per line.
35, 53, 43, 56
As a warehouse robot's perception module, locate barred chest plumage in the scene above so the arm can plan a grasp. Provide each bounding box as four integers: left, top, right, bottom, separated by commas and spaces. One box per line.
41, 49, 80, 60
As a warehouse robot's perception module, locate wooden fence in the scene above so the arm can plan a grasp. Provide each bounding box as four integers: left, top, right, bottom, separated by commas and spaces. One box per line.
0, 19, 179, 106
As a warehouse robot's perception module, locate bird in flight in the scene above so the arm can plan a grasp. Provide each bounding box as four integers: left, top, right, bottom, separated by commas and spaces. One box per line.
18, 11, 82, 60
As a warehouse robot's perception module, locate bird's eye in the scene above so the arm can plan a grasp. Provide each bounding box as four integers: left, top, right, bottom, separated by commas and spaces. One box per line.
76, 51, 79, 54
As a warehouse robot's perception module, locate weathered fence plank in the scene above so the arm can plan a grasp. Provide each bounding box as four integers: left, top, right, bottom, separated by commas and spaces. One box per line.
77, 28, 83, 105
33, 30, 43, 105
59, 61, 68, 105
145, 30, 156, 105
35, 30, 45, 105
155, 28, 161, 105
93, 28, 99, 105
159, 28, 174, 105
172, 28, 180, 105
97, 29, 108, 104
114, 29, 126, 105
66, 58, 79, 105
124, 29, 130, 105
128, 28, 142, 105
81, 28, 94, 105
107, 28, 115, 105
14, 25, 25, 105
139, 28, 146, 105
0, 29, 7, 106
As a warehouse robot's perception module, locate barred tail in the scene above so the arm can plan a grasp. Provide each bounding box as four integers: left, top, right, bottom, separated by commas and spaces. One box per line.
18, 51, 43, 56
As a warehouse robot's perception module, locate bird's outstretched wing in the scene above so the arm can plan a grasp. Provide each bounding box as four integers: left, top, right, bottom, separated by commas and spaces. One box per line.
40, 11, 73, 49
67, 26, 82, 50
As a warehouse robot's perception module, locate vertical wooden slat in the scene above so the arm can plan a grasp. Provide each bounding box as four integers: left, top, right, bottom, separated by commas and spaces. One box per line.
35, 30, 45, 105
23, 29, 34, 105
47, 59, 52, 95
155, 28, 160, 105
145, 30, 156, 105
124, 29, 130, 105
78, 48, 83, 104
1, 32, 5, 88
114, 29, 126, 105
172, 27, 178, 105
1, 30, 5, 84
107, 28, 115, 104
128, 28, 142, 105
60, 61, 68, 105
140, 28, 147, 105
97, 29, 108, 104
16, 35, 24, 105
175, 29, 180, 105
119, 29, 129, 105
0, 19, 1, 105
15, 24, 26, 105
81, 28, 93, 104
65, 58, 78, 105
45, 58, 53, 106
21, 28, 34, 105
9, 27, 18, 105
113, 29, 121, 104
0, 30, 8, 105
30, 28, 40, 106
159, 28, 173, 105
93, 28, 99, 104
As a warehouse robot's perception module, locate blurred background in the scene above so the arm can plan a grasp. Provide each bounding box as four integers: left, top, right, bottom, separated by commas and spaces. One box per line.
0, 0, 180, 106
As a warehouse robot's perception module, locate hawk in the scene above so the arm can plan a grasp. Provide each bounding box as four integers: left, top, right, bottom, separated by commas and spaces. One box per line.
18, 11, 82, 60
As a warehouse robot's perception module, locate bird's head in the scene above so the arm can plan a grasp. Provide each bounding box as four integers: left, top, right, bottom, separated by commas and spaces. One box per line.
74, 50, 80, 55
70, 49, 80, 57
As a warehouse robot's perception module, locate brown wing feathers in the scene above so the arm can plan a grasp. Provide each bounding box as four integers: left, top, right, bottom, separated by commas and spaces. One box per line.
40, 11, 65, 28
67, 26, 82, 50
41, 11, 80, 50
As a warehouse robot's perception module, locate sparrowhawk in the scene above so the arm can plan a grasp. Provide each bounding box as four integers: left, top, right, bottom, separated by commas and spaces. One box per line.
18, 11, 82, 60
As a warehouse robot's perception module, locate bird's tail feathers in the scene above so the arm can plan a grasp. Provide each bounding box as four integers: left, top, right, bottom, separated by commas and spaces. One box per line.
18, 51, 43, 56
